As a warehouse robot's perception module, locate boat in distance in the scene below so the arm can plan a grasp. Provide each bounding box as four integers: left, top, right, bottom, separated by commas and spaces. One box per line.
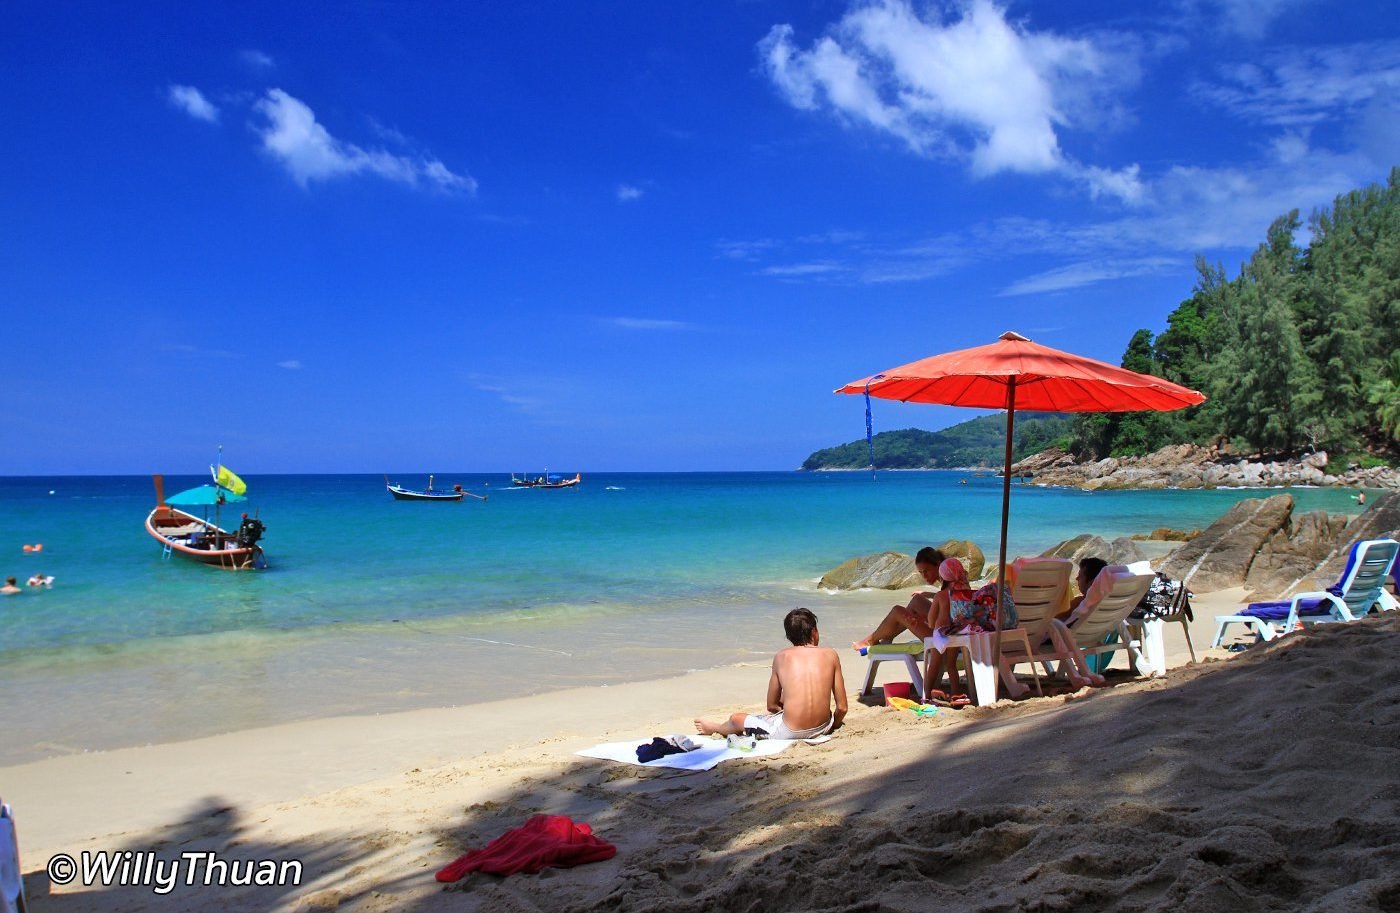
385, 475, 488, 501
510, 472, 581, 489
145, 473, 267, 570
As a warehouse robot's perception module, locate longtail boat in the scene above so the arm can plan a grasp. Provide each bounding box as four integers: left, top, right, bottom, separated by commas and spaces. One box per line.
510, 472, 581, 489
145, 469, 266, 570
385, 474, 487, 502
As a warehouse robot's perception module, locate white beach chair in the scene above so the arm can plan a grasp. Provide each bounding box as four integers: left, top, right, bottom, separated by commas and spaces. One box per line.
1014, 566, 1154, 687
859, 641, 925, 698
1212, 538, 1400, 646
0, 800, 25, 913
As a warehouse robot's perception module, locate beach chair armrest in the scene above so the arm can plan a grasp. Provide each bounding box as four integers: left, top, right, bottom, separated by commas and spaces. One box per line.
1288, 590, 1346, 621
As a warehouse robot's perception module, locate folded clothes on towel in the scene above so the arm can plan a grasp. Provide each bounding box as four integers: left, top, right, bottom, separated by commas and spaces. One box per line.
637, 736, 693, 763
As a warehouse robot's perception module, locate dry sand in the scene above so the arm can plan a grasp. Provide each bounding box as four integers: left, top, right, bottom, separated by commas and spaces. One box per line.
6, 591, 1399, 912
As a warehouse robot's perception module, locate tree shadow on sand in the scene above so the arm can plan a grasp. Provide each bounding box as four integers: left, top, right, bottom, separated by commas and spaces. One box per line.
21, 797, 380, 912
399, 618, 1400, 913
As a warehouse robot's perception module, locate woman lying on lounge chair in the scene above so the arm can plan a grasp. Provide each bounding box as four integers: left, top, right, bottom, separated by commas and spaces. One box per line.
851, 546, 947, 651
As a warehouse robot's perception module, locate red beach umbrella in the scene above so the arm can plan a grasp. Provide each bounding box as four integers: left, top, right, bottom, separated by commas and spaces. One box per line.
837, 331, 1206, 698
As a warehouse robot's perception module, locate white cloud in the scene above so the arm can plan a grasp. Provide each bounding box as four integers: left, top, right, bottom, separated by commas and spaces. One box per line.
1194, 42, 1400, 127
251, 89, 476, 193
760, 261, 845, 277
605, 318, 698, 331
716, 238, 781, 261
277, 359, 303, 370
616, 184, 644, 202
168, 85, 219, 123
723, 144, 1382, 294
1182, 0, 1314, 39
759, 0, 1144, 202
241, 49, 276, 70
999, 257, 1181, 296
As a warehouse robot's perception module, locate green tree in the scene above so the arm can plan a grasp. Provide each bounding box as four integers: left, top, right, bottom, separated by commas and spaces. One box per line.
1369, 352, 1400, 443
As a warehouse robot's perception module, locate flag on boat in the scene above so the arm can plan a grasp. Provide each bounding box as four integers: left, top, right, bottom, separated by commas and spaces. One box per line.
212, 464, 248, 496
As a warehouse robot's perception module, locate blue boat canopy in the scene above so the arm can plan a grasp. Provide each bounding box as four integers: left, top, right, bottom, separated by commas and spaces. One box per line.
166, 485, 246, 506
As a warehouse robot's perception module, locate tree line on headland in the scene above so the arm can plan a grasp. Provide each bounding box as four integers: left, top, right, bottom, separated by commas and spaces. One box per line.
1076, 167, 1400, 464
804, 169, 1400, 472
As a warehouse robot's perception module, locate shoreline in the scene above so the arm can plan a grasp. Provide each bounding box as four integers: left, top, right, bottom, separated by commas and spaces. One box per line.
0, 586, 903, 767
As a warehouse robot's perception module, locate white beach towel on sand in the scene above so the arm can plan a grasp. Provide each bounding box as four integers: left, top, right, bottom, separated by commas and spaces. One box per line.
576, 735, 829, 771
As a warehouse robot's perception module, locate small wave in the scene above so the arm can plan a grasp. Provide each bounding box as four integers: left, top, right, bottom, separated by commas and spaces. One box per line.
605, 486, 624, 490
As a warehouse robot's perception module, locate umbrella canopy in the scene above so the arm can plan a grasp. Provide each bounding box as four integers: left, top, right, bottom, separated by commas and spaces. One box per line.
836, 331, 1206, 411
166, 485, 246, 506
837, 331, 1205, 701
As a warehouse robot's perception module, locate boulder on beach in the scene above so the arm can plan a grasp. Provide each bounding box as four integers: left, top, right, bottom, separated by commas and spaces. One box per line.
819, 552, 922, 590
1244, 509, 1352, 598
1041, 534, 1146, 567
1278, 491, 1400, 596
937, 539, 985, 580
1159, 494, 1293, 592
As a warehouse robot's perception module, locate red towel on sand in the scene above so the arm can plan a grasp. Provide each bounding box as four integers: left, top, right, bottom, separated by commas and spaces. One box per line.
435, 814, 617, 882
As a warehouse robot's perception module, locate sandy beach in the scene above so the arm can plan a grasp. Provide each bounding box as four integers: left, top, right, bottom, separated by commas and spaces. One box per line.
7, 587, 1397, 912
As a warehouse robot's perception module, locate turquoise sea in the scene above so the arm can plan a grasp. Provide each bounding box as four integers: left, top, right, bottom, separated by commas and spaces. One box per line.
0, 472, 1362, 764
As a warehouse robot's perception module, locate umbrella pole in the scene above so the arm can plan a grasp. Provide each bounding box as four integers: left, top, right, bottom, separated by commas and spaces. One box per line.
993, 379, 1016, 701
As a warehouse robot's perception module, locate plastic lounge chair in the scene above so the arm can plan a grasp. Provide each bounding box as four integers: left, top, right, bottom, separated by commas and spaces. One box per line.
1212, 538, 1400, 646
922, 557, 1068, 706
984, 556, 1071, 698
859, 641, 925, 698
1027, 566, 1155, 686
1, 800, 25, 913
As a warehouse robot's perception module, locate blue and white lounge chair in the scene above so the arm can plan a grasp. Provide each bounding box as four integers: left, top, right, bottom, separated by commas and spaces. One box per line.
1212, 538, 1400, 647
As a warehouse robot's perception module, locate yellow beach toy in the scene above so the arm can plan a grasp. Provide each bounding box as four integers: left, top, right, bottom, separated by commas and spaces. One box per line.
887, 697, 939, 717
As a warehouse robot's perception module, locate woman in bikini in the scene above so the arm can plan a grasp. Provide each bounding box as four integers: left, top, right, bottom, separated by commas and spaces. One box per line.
851, 546, 947, 651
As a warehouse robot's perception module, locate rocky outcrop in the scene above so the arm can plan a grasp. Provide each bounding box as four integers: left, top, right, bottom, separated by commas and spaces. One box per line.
819, 552, 922, 590
937, 539, 985, 581
1041, 534, 1147, 567
1159, 495, 1295, 592
1011, 444, 1400, 491
1243, 510, 1352, 597
1260, 491, 1400, 597
1131, 528, 1200, 542
819, 493, 1398, 598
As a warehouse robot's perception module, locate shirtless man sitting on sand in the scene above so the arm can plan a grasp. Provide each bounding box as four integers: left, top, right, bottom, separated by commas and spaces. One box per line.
695, 608, 847, 741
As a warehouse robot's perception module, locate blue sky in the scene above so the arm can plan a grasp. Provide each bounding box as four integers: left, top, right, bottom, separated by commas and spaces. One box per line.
3, 0, 1397, 474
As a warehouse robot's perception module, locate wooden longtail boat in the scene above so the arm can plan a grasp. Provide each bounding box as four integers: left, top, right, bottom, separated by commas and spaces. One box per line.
510, 472, 581, 489
385, 474, 487, 502
145, 473, 267, 570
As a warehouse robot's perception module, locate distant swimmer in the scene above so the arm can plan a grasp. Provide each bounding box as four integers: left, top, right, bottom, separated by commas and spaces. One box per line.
22, 543, 43, 552
26, 574, 53, 588
1357, 491, 1366, 506
1, 577, 20, 595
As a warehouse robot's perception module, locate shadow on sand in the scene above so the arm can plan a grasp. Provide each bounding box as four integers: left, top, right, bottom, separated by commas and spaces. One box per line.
23, 618, 1400, 912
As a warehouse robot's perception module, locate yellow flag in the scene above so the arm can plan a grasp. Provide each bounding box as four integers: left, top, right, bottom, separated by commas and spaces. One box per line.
214, 465, 247, 496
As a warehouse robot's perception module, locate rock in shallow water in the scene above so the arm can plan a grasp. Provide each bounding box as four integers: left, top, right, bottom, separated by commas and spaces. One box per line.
818, 552, 922, 590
